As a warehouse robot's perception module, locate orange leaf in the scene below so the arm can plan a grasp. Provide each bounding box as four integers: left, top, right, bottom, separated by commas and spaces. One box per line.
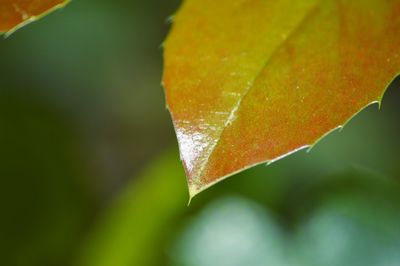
0, 0, 69, 35
163, 0, 400, 197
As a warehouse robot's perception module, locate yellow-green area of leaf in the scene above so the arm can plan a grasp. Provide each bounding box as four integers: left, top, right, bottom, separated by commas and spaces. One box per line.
163, 0, 400, 198
0, 0, 69, 36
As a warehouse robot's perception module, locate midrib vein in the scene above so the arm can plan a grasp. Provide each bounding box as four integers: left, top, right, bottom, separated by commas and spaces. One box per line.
193, 1, 322, 186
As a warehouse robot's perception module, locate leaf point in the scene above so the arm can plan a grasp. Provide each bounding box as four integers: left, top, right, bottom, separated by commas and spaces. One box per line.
188, 73, 399, 198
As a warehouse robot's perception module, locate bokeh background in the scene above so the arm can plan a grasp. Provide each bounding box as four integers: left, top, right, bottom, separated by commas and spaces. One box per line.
1, 1, 400, 265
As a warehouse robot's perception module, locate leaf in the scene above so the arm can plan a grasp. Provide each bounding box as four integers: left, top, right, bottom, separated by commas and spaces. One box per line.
0, 0, 69, 35
75, 148, 188, 266
163, 0, 400, 197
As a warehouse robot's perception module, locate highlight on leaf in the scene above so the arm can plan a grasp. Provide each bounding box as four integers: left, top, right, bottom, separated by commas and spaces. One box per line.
162, 0, 400, 198
0, 0, 69, 36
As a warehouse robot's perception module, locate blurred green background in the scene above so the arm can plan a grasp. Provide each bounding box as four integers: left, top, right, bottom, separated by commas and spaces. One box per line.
1, 1, 400, 266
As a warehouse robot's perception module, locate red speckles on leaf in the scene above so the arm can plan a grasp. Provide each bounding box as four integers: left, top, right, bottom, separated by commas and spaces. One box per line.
163, 0, 400, 197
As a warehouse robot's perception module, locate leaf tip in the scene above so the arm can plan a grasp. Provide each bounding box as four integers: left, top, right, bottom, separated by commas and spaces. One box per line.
188, 183, 199, 203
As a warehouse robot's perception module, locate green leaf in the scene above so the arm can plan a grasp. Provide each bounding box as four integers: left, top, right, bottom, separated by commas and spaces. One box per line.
75, 149, 188, 266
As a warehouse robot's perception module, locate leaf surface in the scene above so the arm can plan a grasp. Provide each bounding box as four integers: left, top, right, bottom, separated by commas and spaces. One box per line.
163, 0, 400, 197
0, 0, 69, 35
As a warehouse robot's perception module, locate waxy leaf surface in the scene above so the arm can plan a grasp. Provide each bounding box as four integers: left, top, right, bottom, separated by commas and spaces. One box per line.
0, 0, 69, 35
163, 0, 400, 197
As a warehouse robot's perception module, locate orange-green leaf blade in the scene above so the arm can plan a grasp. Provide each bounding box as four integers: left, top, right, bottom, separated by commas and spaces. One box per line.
163, 0, 400, 197
0, 0, 69, 35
